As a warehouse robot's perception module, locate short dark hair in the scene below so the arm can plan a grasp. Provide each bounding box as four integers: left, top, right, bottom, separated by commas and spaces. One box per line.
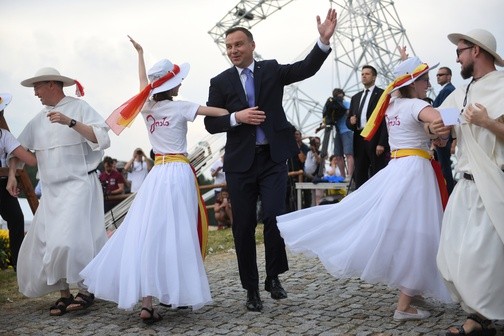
362, 65, 377, 77
439, 66, 452, 76
153, 91, 173, 102
332, 88, 344, 97
309, 137, 320, 147
103, 156, 114, 165
398, 86, 412, 98
225, 27, 254, 41
49, 81, 64, 89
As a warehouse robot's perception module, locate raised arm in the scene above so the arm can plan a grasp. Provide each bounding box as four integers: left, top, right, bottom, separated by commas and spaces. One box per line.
128, 35, 148, 90
197, 105, 229, 117
317, 8, 337, 45
398, 46, 409, 61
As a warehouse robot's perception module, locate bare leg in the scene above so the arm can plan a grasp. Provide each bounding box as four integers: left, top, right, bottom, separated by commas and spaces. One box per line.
225, 205, 233, 226
49, 289, 73, 316
215, 209, 226, 229
447, 313, 496, 335
396, 291, 415, 313
335, 156, 346, 178
141, 296, 153, 314
393, 291, 430, 320
346, 154, 355, 179
140, 296, 162, 323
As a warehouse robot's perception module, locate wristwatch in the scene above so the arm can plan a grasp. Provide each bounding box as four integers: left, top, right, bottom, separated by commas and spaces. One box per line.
69, 119, 77, 128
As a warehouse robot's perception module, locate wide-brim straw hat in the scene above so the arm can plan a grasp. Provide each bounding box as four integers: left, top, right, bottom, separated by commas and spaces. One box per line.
148, 59, 190, 95
21, 67, 76, 87
448, 29, 504, 67
0, 93, 12, 111
391, 57, 438, 93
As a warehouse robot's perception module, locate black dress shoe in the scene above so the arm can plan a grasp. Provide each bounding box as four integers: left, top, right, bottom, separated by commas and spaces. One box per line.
245, 289, 263, 312
265, 276, 287, 299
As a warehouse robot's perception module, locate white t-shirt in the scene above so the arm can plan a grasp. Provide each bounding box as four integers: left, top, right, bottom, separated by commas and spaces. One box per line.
210, 158, 225, 191
1, 128, 21, 166
127, 160, 149, 193
141, 99, 199, 155
385, 97, 431, 151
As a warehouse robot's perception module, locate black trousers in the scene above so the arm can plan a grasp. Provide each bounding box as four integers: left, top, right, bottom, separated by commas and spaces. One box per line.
0, 178, 25, 267
353, 133, 389, 189
226, 147, 289, 290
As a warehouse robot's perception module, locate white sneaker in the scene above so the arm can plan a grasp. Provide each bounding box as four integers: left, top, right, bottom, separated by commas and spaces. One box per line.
393, 308, 430, 321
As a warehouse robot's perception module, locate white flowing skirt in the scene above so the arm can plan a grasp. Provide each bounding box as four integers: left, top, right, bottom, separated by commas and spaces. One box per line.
277, 156, 452, 302
81, 162, 212, 310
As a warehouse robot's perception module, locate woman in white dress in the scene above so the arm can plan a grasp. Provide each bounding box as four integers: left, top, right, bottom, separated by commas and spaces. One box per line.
277, 57, 453, 321
80, 37, 229, 324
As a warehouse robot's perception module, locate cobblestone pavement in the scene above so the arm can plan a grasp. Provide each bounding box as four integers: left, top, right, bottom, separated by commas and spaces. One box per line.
1, 245, 503, 335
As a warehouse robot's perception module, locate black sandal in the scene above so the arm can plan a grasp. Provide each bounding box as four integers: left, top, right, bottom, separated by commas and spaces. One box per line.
49, 295, 74, 316
66, 292, 95, 312
446, 314, 497, 336
140, 307, 162, 325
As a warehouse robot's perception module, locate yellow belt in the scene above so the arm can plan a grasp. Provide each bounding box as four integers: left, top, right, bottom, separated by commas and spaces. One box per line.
154, 154, 189, 165
391, 149, 431, 160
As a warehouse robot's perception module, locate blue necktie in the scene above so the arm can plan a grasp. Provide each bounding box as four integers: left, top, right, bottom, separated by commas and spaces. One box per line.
243, 68, 266, 144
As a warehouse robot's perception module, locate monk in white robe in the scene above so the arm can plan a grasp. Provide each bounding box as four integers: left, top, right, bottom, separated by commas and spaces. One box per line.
9, 67, 110, 316
433, 29, 504, 335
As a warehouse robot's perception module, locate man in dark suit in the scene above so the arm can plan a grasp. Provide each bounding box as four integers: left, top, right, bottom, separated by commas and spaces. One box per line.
432, 66, 456, 194
347, 65, 389, 189
204, 9, 337, 312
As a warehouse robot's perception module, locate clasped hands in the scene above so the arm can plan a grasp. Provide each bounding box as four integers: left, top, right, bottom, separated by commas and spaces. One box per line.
462, 103, 491, 127
235, 107, 265, 125
428, 119, 452, 148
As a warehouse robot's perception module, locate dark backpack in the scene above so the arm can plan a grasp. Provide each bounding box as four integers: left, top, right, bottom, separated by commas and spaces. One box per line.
323, 97, 346, 125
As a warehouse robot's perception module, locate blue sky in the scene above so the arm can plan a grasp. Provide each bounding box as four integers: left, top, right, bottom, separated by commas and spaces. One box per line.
2, 0, 503, 162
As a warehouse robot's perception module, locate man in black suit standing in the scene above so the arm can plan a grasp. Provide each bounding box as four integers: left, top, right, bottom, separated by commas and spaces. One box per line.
432, 66, 456, 195
205, 9, 337, 312
347, 65, 389, 189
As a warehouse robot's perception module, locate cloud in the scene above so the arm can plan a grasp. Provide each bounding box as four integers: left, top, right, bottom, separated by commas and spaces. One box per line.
2, 0, 503, 164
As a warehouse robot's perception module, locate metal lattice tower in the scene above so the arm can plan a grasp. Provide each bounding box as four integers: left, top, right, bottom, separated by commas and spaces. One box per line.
284, 0, 417, 132
208, 0, 296, 60
206, 0, 416, 152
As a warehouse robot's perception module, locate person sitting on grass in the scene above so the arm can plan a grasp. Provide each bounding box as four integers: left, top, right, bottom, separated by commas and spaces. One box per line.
214, 188, 232, 229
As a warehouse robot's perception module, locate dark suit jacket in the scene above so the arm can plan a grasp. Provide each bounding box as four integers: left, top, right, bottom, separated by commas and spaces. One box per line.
346, 87, 389, 149
433, 82, 455, 108
205, 44, 330, 173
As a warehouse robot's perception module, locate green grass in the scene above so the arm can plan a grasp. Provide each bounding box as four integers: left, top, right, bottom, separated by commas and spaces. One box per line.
0, 224, 264, 305
207, 224, 264, 255
0, 268, 22, 304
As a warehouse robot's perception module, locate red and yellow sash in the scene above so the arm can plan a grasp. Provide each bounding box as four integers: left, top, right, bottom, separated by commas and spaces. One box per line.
155, 154, 208, 259
391, 149, 449, 209
361, 63, 430, 141
106, 65, 180, 135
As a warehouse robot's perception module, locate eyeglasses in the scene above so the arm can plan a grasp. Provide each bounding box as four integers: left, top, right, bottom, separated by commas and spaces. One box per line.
456, 46, 474, 57
436, 73, 449, 77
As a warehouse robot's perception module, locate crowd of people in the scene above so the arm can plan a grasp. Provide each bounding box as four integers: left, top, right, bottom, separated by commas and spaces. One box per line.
1, 7, 502, 335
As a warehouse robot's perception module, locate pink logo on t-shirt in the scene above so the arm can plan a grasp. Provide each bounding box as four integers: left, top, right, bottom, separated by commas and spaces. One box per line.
387, 115, 401, 127
146, 114, 170, 133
